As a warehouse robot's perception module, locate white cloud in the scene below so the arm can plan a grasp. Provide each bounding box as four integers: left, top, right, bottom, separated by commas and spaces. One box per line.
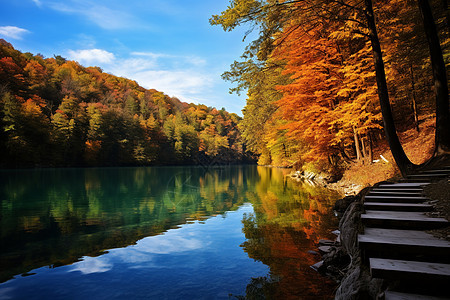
31, 0, 42, 7
117, 58, 159, 72
120, 69, 213, 100
131, 52, 207, 68
47, 0, 140, 30
74, 34, 97, 49
70, 256, 112, 274
65, 47, 216, 105
68, 49, 115, 65
107, 52, 214, 103
131, 52, 170, 60
185, 56, 207, 67
0, 26, 30, 40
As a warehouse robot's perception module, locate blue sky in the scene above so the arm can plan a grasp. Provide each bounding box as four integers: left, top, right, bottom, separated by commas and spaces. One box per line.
0, 0, 250, 114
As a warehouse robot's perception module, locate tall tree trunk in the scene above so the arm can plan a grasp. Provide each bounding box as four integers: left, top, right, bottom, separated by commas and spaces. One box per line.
368, 131, 374, 164
418, 0, 450, 154
364, 0, 416, 176
361, 135, 367, 158
353, 126, 362, 162
410, 63, 420, 132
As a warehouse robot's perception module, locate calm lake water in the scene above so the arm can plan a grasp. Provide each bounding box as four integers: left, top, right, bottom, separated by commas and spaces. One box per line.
0, 165, 339, 299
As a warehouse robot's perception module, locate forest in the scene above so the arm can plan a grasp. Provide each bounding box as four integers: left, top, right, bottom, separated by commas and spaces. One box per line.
0, 39, 252, 168
1, 0, 448, 174
211, 0, 449, 177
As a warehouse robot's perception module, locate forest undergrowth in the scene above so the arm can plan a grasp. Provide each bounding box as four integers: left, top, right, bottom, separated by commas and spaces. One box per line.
336, 116, 436, 190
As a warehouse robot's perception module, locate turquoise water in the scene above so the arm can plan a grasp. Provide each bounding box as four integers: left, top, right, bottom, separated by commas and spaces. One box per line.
0, 166, 339, 299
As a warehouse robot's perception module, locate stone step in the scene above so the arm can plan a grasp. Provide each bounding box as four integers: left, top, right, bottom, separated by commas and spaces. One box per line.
361, 210, 449, 230
358, 231, 450, 261
364, 195, 429, 203
363, 202, 433, 212
370, 258, 450, 284
385, 291, 450, 300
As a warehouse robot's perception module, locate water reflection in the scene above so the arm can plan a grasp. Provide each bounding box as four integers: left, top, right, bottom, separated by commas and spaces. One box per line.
238, 167, 339, 299
0, 166, 251, 283
0, 166, 340, 299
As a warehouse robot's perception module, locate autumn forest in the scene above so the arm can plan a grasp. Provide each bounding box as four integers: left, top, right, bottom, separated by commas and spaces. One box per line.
0, 1, 449, 297
0, 39, 251, 168
211, 0, 449, 176
0, 0, 449, 174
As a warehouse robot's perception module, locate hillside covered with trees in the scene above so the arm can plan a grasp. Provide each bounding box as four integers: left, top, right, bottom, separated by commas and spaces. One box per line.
211, 0, 449, 178
0, 39, 253, 168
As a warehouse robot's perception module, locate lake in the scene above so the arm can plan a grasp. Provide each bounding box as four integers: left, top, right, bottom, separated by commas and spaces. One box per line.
0, 165, 339, 299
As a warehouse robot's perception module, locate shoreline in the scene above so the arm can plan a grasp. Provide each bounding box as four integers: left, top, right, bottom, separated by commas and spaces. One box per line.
288, 170, 365, 196
287, 170, 376, 297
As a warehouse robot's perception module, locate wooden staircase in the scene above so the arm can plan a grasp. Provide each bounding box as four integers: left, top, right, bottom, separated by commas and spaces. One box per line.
361, 210, 448, 229
358, 169, 450, 299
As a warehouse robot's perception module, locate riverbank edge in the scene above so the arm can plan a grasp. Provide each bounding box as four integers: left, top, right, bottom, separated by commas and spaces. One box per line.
289, 172, 386, 299
288, 170, 365, 196
328, 185, 385, 299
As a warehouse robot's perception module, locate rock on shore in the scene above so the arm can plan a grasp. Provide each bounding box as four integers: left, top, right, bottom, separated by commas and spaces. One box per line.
315, 186, 384, 299
289, 170, 364, 196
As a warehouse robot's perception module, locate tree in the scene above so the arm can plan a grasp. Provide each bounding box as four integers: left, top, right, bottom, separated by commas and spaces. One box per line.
362, 0, 418, 175
0, 40, 249, 167
51, 95, 88, 165
0, 57, 25, 94
272, 19, 346, 166
417, 0, 450, 154
211, 0, 447, 174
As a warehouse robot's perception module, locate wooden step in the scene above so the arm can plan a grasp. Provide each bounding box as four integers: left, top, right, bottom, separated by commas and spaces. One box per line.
361, 210, 449, 229
371, 189, 424, 195
400, 179, 434, 183
385, 291, 450, 300
358, 232, 450, 260
374, 184, 425, 189
378, 183, 430, 188
405, 174, 448, 182
408, 173, 449, 178
363, 202, 433, 212
364, 195, 429, 203
368, 191, 423, 196
363, 228, 435, 239
370, 258, 450, 284
422, 169, 450, 174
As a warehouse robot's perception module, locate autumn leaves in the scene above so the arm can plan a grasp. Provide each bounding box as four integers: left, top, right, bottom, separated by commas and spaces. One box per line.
212, 0, 448, 173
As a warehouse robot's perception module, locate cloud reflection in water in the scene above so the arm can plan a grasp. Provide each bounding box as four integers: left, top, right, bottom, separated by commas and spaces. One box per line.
69, 256, 113, 274
69, 222, 207, 274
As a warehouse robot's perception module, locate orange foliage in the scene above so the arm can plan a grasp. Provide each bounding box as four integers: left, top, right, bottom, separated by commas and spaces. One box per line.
271, 22, 343, 163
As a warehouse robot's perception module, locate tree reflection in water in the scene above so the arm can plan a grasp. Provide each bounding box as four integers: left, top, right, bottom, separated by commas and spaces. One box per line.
0, 166, 250, 283
238, 167, 339, 299
1, 166, 340, 299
